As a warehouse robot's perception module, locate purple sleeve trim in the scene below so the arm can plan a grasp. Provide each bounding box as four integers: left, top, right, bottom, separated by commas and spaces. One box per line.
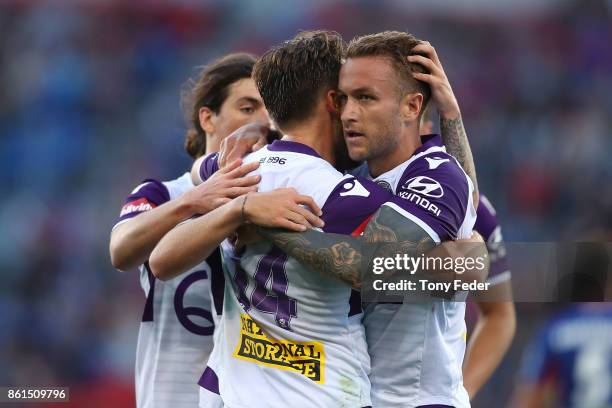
116, 179, 170, 224
321, 177, 393, 235
199, 152, 220, 182
198, 366, 220, 394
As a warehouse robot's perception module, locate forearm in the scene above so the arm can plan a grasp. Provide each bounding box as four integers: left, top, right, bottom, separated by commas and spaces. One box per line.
149, 198, 243, 280
463, 300, 516, 398
258, 227, 372, 288
418, 237, 489, 284
109, 199, 194, 271
258, 206, 435, 288
439, 114, 479, 206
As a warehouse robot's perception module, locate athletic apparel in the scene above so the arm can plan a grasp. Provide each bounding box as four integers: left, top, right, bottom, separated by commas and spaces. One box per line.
199, 139, 439, 408
358, 135, 476, 408
114, 173, 218, 408
474, 194, 511, 286
521, 304, 612, 408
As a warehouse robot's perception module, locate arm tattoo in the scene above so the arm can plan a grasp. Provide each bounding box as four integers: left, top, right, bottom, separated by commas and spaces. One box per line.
440, 115, 479, 199
257, 205, 435, 288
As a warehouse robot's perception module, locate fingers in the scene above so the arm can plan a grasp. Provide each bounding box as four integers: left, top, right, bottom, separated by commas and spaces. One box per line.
294, 194, 322, 216
292, 204, 324, 228
411, 42, 441, 65
224, 186, 258, 198
252, 139, 267, 152
411, 71, 433, 84
219, 137, 236, 168
406, 55, 442, 76
231, 174, 261, 187
219, 158, 243, 174
226, 160, 260, 178
273, 218, 308, 232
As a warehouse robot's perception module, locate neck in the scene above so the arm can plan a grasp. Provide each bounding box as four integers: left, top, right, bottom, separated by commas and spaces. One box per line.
205, 136, 220, 155
368, 126, 422, 178
281, 105, 336, 165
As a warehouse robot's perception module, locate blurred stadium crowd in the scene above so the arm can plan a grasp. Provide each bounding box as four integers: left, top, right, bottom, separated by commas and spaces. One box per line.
0, 0, 611, 406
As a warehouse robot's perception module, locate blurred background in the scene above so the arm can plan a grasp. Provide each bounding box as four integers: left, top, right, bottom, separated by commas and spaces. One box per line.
1, 0, 611, 406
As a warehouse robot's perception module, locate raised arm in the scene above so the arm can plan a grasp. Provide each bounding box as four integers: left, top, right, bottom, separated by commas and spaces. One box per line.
409, 41, 479, 206
109, 159, 259, 271
149, 188, 324, 281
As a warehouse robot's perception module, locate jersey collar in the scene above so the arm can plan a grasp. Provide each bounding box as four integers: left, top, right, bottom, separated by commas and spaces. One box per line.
267, 139, 322, 158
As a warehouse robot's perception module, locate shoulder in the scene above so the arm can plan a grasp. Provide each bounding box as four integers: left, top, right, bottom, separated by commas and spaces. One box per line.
391, 151, 475, 241
198, 152, 220, 182
162, 172, 194, 199
397, 151, 470, 200
114, 176, 173, 227
474, 194, 500, 241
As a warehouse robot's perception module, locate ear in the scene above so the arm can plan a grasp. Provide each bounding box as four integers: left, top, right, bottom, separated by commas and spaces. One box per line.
400, 93, 424, 124
326, 90, 340, 115
199, 106, 216, 135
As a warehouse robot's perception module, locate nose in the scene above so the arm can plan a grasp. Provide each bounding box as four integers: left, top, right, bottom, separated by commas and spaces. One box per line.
340, 97, 358, 125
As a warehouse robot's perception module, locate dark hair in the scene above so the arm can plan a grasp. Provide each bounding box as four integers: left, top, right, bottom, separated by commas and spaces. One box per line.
182, 53, 257, 158
346, 31, 431, 114
252, 30, 344, 129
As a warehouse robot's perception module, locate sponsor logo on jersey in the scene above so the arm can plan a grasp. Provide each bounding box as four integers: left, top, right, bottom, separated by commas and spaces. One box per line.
425, 156, 450, 170
403, 176, 444, 198
339, 178, 370, 198
234, 314, 325, 383
397, 191, 442, 217
120, 198, 155, 217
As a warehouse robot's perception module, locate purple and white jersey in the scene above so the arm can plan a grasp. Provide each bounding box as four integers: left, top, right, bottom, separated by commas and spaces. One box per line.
114, 173, 217, 408
474, 194, 511, 286
199, 140, 404, 408
359, 134, 476, 408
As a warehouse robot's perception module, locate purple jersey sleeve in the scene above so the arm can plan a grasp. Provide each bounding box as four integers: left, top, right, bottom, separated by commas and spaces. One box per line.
199, 152, 220, 182
393, 153, 471, 242
320, 176, 394, 235
115, 179, 170, 225
474, 195, 511, 283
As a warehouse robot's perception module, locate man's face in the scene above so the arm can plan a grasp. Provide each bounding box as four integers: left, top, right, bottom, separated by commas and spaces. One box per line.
214, 78, 270, 139
338, 56, 403, 162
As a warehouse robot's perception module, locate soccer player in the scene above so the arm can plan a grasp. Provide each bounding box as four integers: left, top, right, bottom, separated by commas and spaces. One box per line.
151, 30, 482, 408
463, 195, 516, 399
512, 241, 612, 408
421, 112, 516, 399
256, 32, 480, 407
109, 53, 310, 408
513, 303, 612, 408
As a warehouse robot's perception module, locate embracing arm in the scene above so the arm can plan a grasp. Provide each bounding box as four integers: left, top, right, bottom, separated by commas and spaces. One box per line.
110, 199, 197, 271
149, 189, 324, 281
463, 280, 515, 399
149, 197, 245, 280
109, 160, 259, 271
258, 205, 436, 288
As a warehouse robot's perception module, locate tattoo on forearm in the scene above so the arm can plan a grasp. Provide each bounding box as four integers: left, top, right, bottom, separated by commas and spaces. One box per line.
440, 115, 479, 198
258, 206, 435, 288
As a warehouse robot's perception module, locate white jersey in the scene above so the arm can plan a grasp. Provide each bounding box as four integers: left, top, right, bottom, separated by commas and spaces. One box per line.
114, 172, 220, 408
198, 140, 399, 408
355, 134, 477, 408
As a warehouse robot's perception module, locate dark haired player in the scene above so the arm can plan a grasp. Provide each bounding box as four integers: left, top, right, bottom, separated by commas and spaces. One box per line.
109, 53, 312, 408
152, 31, 484, 408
